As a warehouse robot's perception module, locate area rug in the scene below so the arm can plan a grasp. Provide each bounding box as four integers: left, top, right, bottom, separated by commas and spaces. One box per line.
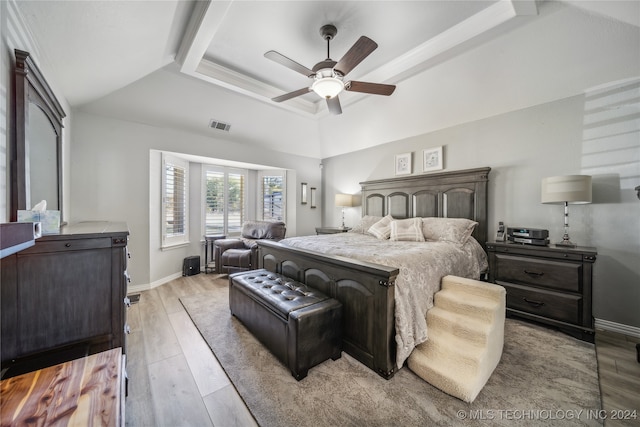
180, 285, 602, 427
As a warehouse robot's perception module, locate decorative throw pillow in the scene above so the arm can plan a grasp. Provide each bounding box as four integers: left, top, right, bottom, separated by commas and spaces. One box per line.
390, 218, 425, 242
422, 217, 478, 245
368, 215, 394, 240
349, 215, 383, 234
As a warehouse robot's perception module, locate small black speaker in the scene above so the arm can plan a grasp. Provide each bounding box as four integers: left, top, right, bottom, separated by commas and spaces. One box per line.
182, 256, 200, 276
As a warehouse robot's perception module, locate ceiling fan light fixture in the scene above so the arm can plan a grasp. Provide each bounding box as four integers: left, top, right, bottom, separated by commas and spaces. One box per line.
312, 75, 344, 99
267, 24, 394, 112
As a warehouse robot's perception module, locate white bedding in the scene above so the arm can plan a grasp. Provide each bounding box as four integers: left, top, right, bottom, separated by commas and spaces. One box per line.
279, 232, 488, 368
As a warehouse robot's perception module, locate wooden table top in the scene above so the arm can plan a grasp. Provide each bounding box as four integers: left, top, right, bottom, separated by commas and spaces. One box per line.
1, 348, 123, 427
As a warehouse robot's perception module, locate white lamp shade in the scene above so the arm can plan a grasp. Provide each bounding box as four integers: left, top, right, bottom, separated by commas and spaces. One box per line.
541, 175, 592, 204
312, 77, 344, 99
335, 193, 353, 207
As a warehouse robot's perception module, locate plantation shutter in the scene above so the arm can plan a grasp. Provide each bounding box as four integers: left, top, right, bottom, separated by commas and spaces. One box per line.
227, 172, 245, 234
261, 174, 284, 221
203, 167, 246, 236
204, 170, 225, 234
162, 154, 189, 247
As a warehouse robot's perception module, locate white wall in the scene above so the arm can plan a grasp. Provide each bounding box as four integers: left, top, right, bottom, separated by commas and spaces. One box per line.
321, 92, 640, 329
71, 110, 321, 289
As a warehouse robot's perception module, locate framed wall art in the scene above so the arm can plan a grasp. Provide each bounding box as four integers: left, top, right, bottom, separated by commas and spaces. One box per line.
395, 152, 412, 176
422, 146, 443, 173
310, 187, 317, 208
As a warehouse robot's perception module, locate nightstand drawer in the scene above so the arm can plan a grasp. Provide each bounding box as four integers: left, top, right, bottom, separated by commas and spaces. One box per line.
494, 254, 581, 292
501, 282, 582, 325
490, 244, 585, 262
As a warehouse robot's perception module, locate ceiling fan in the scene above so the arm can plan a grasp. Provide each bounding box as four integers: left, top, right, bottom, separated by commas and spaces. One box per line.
265, 24, 396, 115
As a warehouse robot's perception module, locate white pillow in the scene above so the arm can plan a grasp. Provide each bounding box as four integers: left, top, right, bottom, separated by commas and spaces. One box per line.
368, 215, 394, 240
390, 218, 425, 242
349, 215, 383, 234
422, 217, 478, 245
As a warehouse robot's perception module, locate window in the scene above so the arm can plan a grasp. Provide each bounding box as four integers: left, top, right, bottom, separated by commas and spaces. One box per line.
162, 154, 189, 247
204, 166, 247, 236
259, 171, 286, 221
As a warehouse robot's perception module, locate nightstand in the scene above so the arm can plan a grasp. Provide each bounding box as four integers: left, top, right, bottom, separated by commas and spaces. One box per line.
315, 227, 351, 235
486, 242, 597, 342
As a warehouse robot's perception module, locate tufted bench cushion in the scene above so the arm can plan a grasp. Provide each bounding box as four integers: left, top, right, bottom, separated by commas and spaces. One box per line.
229, 269, 342, 380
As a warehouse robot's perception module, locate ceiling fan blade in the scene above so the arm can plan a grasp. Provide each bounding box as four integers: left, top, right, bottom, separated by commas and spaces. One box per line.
272, 87, 312, 103
334, 36, 378, 76
326, 96, 342, 115
264, 50, 315, 77
346, 81, 396, 96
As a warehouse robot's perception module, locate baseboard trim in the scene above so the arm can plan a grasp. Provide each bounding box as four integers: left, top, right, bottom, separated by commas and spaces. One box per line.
594, 318, 640, 339
127, 271, 183, 295
127, 283, 150, 294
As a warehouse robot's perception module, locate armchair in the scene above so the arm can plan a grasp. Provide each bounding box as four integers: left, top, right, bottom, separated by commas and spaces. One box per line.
214, 220, 286, 274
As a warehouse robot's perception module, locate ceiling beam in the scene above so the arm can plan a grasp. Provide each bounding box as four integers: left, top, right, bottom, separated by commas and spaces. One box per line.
176, 0, 318, 117
510, 0, 539, 16
176, 0, 539, 118
176, 0, 232, 72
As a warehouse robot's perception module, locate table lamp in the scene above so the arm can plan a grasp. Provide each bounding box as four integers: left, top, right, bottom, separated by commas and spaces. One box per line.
334, 194, 353, 229
541, 175, 592, 248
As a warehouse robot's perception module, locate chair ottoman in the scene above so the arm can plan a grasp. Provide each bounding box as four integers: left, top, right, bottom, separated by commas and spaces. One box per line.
229, 269, 342, 380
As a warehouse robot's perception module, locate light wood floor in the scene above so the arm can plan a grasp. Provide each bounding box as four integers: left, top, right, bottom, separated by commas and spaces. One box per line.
125, 273, 640, 427
125, 273, 257, 427
595, 328, 640, 427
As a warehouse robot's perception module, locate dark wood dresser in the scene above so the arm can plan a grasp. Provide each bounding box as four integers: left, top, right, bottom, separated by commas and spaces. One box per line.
486, 241, 596, 342
1, 221, 130, 377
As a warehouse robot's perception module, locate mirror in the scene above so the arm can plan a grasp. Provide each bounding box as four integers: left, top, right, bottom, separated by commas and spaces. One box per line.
28, 104, 59, 210
11, 49, 66, 221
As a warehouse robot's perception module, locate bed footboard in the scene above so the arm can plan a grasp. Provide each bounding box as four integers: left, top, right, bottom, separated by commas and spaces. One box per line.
257, 240, 400, 379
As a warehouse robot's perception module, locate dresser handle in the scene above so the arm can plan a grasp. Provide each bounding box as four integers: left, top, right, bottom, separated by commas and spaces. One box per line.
523, 297, 545, 307
65, 243, 71, 247
524, 269, 544, 277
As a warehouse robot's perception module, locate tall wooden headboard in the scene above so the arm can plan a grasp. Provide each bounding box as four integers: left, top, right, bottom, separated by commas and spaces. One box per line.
360, 167, 491, 248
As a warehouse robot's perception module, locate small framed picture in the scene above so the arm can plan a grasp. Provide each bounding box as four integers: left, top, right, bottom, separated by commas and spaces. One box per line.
395, 152, 412, 176
310, 187, 317, 208
301, 182, 308, 204
422, 146, 443, 173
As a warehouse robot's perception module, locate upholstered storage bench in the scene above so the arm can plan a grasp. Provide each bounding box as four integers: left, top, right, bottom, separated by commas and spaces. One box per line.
229, 269, 342, 380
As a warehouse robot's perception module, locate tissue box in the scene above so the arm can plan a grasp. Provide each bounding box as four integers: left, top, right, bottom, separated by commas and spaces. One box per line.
18, 210, 60, 234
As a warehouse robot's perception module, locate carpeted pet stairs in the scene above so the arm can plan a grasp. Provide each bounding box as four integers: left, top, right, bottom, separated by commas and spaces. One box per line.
407, 275, 506, 403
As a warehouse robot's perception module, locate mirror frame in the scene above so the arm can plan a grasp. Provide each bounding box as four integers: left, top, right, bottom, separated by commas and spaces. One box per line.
11, 49, 66, 222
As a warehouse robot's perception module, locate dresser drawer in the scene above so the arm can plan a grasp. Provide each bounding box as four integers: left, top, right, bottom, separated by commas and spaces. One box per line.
500, 282, 582, 325
490, 244, 585, 262
21, 237, 112, 254
494, 254, 581, 292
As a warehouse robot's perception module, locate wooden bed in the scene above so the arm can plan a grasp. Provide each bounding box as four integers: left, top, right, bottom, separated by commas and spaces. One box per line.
257, 167, 490, 379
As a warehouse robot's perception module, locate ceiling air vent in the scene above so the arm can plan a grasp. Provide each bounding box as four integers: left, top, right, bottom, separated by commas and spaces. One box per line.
209, 119, 231, 132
